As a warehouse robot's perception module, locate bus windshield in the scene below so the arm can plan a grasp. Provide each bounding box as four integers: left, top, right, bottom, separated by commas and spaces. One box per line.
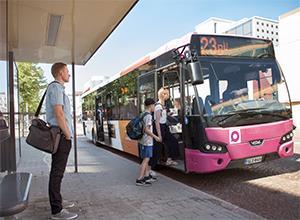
192, 57, 291, 127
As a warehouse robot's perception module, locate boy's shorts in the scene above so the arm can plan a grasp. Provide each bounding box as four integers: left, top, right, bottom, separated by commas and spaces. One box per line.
139, 144, 153, 159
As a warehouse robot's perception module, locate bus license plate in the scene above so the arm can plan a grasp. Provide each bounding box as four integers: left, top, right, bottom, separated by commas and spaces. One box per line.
244, 156, 263, 165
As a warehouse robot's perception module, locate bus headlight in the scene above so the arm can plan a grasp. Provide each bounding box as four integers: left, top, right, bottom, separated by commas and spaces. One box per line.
205, 144, 211, 150
280, 130, 293, 144
202, 142, 227, 153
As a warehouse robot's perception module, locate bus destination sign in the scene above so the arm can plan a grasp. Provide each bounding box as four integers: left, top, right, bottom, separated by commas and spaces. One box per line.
190, 35, 275, 58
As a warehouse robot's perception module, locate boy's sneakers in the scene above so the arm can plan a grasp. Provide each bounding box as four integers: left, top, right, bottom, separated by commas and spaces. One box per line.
144, 175, 157, 183
136, 178, 152, 186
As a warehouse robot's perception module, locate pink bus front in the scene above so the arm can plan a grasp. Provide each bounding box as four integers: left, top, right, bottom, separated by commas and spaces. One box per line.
181, 35, 294, 173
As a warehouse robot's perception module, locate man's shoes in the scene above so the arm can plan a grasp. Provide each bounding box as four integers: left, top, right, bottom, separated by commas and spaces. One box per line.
51, 209, 78, 220
144, 175, 157, 183
136, 178, 152, 186
63, 200, 75, 209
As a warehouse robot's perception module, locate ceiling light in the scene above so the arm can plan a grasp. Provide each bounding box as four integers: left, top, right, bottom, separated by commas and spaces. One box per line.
46, 14, 63, 46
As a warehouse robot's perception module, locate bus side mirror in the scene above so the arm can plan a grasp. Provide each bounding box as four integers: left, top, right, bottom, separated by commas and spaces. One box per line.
188, 61, 204, 85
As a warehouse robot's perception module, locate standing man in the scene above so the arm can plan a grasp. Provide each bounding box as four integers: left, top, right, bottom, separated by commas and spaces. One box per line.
46, 62, 78, 219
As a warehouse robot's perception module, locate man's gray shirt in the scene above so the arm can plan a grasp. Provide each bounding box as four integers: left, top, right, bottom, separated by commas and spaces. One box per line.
45, 81, 73, 137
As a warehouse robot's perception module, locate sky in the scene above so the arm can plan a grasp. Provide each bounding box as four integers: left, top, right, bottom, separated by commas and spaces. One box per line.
38, 0, 300, 94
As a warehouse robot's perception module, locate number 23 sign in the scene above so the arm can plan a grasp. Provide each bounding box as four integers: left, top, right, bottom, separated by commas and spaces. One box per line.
200, 36, 229, 56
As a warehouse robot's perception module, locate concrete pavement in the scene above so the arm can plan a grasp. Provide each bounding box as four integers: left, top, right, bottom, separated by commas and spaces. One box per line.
6, 137, 264, 220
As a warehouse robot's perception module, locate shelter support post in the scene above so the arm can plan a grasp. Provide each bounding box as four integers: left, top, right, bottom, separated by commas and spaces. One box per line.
72, 62, 78, 173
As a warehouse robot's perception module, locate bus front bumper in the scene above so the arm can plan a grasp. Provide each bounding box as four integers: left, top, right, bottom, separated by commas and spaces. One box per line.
185, 141, 294, 173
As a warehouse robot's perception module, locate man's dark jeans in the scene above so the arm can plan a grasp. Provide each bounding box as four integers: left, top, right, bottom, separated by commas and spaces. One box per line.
49, 136, 71, 214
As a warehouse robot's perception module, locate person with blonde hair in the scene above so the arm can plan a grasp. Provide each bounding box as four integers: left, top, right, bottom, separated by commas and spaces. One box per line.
150, 87, 179, 167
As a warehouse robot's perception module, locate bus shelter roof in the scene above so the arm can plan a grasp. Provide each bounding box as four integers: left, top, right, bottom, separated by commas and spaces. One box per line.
6, 0, 137, 65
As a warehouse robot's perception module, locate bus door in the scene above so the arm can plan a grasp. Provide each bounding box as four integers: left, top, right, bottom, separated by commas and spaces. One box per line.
95, 95, 105, 142
103, 93, 112, 146
158, 70, 185, 171
180, 63, 207, 157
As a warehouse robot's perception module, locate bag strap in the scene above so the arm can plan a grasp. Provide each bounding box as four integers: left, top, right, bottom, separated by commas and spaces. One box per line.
139, 112, 150, 121
34, 81, 60, 117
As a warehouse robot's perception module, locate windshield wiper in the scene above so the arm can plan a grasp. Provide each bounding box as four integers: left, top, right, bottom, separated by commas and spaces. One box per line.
257, 53, 275, 58
211, 113, 243, 125
211, 108, 266, 122
251, 111, 290, 120
231, 107, 268, 113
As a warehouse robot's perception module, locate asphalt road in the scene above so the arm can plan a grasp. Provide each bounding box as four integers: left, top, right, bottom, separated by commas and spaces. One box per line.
91, 130, 300, 220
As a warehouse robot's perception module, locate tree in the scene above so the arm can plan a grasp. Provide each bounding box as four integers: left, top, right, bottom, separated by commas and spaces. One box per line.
17, 62, 47, 113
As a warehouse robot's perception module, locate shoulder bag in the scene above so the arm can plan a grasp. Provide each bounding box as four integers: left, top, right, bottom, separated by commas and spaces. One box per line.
26, 82, 62, 154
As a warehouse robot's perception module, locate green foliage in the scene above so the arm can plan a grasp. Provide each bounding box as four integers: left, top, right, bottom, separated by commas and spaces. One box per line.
17, 62, 47, 113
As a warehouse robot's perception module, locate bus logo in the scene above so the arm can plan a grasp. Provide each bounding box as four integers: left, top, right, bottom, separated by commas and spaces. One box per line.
249, 139, 264, 146
229, 129, 241, 144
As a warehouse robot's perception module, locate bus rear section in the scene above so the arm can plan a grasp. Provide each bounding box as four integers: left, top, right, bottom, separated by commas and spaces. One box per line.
182, 34, 294, 173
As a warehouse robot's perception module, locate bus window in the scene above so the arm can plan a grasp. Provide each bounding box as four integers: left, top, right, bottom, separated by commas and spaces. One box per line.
138, 71, 155, 113
219, 80, 228, 102
105, 93, 113, 119
183, 77, 211, 116
162, 71, 180, 112
82, 93, 96, 121
118, 72, 138, 120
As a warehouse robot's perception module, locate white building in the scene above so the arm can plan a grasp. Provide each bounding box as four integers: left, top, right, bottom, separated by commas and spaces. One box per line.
224, 16, 279, 46
195, 16, 279, 47
277, 8, 300, 127
67, 91, 83, 118
195, 17, 234, 34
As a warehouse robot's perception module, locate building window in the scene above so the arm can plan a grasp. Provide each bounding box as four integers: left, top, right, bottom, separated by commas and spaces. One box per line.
257, 22, 259, 25
257, 35, 259, 38
272, 38, 274, 41
266, 24, 269, 27
276, 32, 278, 35
262, 29, 264, 32
267, 30, 269, 33
261, 23, 264, 26
271, 24, 273, 28
214, 22, 217, 34
271, 31, 274, 34
276, 25, 278, 28
257, 28, 259, 32
262, 36, 264, 38
276, 39, 278, 42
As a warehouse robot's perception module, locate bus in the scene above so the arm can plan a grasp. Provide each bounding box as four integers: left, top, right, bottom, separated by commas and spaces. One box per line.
81, 34, 295, 173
